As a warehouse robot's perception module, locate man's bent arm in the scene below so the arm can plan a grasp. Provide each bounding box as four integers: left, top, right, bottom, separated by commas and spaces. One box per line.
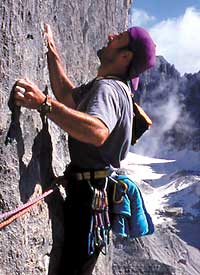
47, 97, 109, 146
14, 80, 109, 147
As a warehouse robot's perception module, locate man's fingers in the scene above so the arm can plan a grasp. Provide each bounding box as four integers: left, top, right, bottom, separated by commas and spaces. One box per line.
15, 86, 35, 101
44, 23, 49, 32
24, 91, 34, 100
14, 91, 25, 106
43, 23, 53, 41
15, 85, 26, 95
14, 92, 34, 107
15, 91, 25, 100
16, 79, 29, 88
44, 23, 51, 34
16, 79, 34, 90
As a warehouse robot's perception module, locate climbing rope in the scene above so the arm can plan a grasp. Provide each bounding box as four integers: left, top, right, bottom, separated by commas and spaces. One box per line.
0, 184, 58, 230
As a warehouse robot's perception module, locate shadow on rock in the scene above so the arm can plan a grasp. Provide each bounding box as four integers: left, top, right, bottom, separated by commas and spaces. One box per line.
6, 89, 65, 274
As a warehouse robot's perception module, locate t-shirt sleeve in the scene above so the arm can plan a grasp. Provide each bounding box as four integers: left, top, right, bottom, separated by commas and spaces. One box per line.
72, 81, 95, 107
85, 81, 121, 133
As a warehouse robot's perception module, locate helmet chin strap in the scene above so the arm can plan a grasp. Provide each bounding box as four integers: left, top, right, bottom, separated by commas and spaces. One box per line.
131, 77, 140, 93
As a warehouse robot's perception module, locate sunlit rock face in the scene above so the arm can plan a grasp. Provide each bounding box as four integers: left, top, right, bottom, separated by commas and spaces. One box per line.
0, 1, 130, 274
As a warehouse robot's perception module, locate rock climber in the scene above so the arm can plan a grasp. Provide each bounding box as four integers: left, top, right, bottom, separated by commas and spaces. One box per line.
14, 24, 156, 275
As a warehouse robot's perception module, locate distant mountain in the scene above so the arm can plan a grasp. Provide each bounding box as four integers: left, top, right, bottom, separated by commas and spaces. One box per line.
133, 56, 200, 155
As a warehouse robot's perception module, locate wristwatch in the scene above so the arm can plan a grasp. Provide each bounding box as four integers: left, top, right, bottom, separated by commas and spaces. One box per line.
38, 95, 52, 115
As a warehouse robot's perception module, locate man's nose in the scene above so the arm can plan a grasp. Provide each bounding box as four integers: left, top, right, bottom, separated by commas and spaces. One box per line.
108, 34, 118, 42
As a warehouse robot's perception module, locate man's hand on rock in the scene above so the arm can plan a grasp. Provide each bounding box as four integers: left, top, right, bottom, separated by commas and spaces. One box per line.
14, 79, 46, 110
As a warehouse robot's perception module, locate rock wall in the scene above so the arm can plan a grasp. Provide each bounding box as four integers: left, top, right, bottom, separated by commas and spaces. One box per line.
0, 1, 130, 274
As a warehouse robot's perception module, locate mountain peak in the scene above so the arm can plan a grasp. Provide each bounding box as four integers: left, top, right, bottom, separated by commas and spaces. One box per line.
133, 55, 200, 156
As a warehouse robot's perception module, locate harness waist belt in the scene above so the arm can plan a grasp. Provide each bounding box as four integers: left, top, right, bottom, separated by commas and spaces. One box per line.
74, 170, 109, 181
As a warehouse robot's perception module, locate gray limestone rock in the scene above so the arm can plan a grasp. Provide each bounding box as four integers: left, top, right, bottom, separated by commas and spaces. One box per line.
0, 1, 129, 274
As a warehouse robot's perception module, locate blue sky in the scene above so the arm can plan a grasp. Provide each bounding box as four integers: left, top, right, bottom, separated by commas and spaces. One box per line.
129, 1, 200, 74
131, 0, 200, 23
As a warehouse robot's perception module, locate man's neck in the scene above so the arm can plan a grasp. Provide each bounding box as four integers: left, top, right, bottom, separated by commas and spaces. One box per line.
97, 66, 109, 78
97, 65, 125, 79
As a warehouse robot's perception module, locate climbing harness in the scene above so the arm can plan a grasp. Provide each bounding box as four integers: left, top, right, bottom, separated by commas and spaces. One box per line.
74, 170, 108, 181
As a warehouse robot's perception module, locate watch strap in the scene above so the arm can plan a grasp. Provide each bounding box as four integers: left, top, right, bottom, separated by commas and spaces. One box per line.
38, 95, 52, 115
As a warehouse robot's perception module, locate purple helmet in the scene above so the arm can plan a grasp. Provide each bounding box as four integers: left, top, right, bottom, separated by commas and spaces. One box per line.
128, 26, 156, 90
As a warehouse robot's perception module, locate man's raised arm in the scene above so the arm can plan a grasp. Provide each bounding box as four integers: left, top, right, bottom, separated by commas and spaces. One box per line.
44, 24, 75, 108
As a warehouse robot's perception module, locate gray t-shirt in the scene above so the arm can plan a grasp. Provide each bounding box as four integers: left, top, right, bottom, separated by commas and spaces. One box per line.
68, 78, 133, 169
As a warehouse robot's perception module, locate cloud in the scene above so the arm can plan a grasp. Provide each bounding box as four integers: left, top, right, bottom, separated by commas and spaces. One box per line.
132, 81, 182, 157
150, 7, 200, 75
129, 8, 156, 27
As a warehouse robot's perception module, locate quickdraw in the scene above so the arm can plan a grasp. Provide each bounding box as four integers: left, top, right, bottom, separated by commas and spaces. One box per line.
88, 178, 111, 255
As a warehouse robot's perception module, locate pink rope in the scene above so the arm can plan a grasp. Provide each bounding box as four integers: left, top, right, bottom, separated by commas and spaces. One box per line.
0, 187, 56, 220
0, 198, 42, 229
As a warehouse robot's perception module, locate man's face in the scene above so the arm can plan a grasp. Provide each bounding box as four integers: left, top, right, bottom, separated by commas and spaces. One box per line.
97, 31, 130, 64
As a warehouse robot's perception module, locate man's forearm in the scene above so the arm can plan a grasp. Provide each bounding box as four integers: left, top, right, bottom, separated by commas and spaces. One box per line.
47, 39, 75, 108
47, 97, 109, 146
14, 79, 109, 146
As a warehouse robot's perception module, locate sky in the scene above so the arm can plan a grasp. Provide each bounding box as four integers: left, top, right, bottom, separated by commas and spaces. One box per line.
129, 0, 200, 75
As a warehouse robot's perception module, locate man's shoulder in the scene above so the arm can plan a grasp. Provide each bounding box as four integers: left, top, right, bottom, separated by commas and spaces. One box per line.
95, 78, 128, 92
95, 77, 121, 86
